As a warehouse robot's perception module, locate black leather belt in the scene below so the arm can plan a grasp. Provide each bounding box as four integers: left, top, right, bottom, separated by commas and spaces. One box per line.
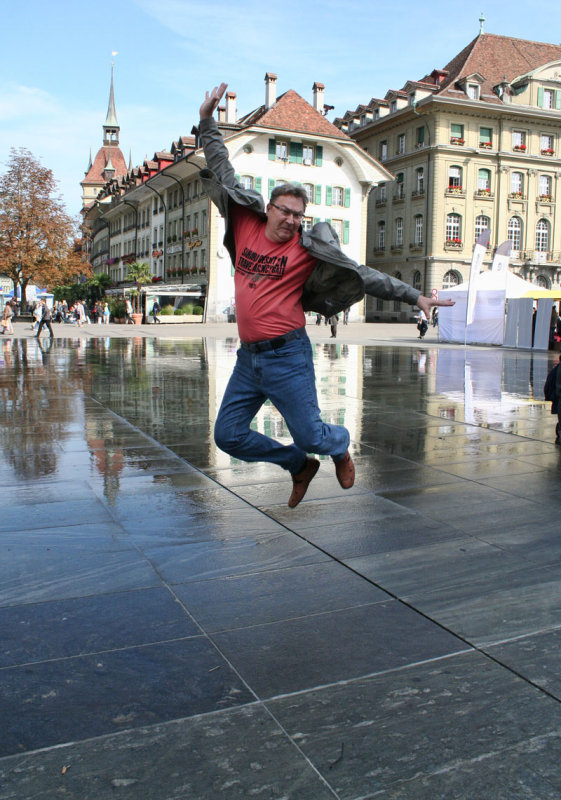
241, 327, 306, 353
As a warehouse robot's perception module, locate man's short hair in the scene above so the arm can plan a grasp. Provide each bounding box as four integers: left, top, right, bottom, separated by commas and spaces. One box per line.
270, 183, 308, 210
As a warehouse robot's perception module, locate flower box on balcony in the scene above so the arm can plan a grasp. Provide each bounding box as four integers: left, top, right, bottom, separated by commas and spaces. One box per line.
479, 142, 492, 149
476, 189, 491, 196
445, 239, 462, 247
509, 192, 525, 199
448, 186, 463, 194
513, 145, 526, 152
539, 194, 553, 202
450, 137, 465, 145
541, 149, 554, 156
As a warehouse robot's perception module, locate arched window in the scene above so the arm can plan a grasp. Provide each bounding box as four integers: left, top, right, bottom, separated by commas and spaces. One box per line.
377, 221, 386, 249
414, 214, 423, 245
478, 169, 491, 191
442, 270, 461, 289
539, 175, 552, 199
448, 166, 462, 190
536, 219, 550, 252
395, 217, 403, 246
413, 270, 422, 291
536, 275, 550, 288
446, 213, 462, 243
508, 216, 522, 251
475, 214, 490, 240
511, 172, 524, 195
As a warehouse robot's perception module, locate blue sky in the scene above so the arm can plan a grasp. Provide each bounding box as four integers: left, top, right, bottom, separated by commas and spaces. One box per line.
1, 0, 560, 218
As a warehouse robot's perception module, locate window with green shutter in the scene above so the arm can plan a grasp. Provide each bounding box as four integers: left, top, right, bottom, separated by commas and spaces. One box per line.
315, 145, 323, 166
343, 220, 350, 244
344, 188, 351, 208
268, 139, 276, 160
314, 185, 322, 205
538, 87, 544, 107
267, 178, 275, 198
313, 217, 320, 226
289, 142, 303, 164
556, 91, 561, 110
326, 185, 333, 206
255, 177, 262, 194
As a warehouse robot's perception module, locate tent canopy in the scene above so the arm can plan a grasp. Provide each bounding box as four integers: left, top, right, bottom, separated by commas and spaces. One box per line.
443, 270, 540, 299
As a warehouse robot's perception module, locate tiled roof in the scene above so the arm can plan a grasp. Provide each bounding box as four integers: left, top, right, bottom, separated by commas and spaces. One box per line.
436, 33, 561, 101
239, 89, 349, 140
82, 145, 128, 185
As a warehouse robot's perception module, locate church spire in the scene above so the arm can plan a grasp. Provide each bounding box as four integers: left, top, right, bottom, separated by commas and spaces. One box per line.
103, 62, 120, 147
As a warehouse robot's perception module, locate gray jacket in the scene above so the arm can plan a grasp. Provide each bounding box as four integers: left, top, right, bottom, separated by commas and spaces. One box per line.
198, 117, 421, 316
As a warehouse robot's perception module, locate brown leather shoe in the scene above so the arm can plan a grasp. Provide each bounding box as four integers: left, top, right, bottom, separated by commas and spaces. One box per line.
335, 450, 355, 489
288, 457, 320, 508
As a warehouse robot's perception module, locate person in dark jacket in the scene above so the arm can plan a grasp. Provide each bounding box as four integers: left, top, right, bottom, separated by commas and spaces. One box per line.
544, 355, 561, 443
35, 301, 54, 338
199, 82, 454, 507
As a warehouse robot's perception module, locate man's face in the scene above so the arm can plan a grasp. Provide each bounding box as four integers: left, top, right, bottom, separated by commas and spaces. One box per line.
265, 194, 305, 243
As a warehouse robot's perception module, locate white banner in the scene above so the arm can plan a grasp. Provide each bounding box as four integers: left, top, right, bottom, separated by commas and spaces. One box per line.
491, 240, 512, 274
466, 229, 491, 326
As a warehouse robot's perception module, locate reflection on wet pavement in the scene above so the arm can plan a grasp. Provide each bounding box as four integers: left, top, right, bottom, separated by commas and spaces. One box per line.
2, 333, 561, 798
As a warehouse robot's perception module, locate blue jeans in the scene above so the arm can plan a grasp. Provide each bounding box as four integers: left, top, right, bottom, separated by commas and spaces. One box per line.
214, 329, 349, 474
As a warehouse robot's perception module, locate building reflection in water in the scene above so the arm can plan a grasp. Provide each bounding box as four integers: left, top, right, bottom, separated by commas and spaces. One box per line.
0, 336, 554, 502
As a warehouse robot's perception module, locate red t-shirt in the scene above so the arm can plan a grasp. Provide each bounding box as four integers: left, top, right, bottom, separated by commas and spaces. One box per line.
231, 206, 316, 342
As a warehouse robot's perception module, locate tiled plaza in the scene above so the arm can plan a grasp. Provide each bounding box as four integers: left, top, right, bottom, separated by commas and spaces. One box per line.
1, 321, 561, 799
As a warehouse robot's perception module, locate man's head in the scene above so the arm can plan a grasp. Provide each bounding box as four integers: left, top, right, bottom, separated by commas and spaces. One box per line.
265, 183, 308, 244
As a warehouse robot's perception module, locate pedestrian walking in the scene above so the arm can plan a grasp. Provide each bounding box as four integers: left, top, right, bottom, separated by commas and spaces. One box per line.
125, 298, 134, 324
329, 314, 339, 338
103, 302, 111, 324
417, 309, 428, 339
544, 355, 561, 443
1, 301, 14, 335
35, 300, 54, 338
199, 83, 453, 508
152, 300, 161, 324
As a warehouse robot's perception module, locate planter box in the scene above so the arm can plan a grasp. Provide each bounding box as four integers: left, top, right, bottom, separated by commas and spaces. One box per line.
155, 315, 203, 324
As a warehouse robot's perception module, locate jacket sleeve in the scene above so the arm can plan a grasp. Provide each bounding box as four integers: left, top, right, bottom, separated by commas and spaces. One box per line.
198, 117, 239, 189
356, 263, 421, 305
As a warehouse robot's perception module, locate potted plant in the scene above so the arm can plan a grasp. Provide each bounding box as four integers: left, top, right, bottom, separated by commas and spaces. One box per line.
126, 261, 153, 323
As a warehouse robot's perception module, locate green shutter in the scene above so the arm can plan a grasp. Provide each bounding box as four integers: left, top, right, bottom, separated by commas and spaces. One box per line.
556, 91, 561, 110
234, 173, 240, 183
255, 176, 262, 194
537, 87, 544, 107
289, 142, 303, 164
315, 145, 323, 166
267, 178, 275, 198
314, 184, 322, 205
343, 220, 350, 244
417, 126, 425, 144
325, 218, 332, 226
313, 217, 320, 226
268, 139, 276, 160
344, 188, 351, 208
326, 185, 333, 206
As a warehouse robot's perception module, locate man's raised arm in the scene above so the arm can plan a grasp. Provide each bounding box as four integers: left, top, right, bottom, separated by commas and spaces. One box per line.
198, 82, 240, 190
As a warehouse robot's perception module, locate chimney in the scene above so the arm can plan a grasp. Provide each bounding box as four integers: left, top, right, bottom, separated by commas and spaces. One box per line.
312, 82, 325, 113
225, 91, 237, 123
265, 72, 277, 109
217, 105, 226, 123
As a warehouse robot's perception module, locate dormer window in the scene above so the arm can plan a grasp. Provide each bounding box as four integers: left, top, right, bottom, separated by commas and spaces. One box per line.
467, 84, 480, 100
390, 100, 397, 113
374, 108, 380, 120
543, 89, 554, 109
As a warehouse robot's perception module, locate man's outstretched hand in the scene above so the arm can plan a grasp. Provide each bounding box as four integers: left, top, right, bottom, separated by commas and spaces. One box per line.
416, 295, 455, 318
200, 83, 228, 119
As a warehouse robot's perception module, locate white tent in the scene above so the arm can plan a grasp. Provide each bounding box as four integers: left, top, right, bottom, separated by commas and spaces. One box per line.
438, 270, 541, 345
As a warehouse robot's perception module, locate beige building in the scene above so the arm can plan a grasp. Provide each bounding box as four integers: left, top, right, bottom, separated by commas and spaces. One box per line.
335, 32, 561, 321
83, 74, 392, 321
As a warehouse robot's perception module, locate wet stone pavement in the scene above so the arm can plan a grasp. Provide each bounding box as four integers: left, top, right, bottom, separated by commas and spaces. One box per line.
1, 329, 561, 798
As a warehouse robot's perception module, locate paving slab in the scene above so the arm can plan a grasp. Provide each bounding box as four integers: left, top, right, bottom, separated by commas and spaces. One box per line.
1, 324, 561, 799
